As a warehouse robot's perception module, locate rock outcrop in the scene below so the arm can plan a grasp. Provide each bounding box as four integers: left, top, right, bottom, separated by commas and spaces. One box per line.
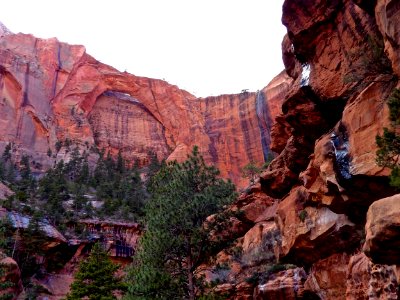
363, 194, 400, 265
0, 31, 291, 187
197, 0, 400, 298
3, 0, 400, 298
0, 255, 23, 299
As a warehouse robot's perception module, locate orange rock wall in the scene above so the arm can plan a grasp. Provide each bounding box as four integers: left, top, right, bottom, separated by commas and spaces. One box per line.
0, 33, 290, 187
199, 1, 400, 299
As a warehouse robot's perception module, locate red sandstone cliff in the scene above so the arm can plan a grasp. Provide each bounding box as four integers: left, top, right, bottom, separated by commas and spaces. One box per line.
3, 0, 400, 298
198, 0, 400, 299
0, 31, 291, 187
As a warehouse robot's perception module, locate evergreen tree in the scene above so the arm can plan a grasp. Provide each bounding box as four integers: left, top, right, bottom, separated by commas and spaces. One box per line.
0, 217, 15, 300
126, 146, 236, 299
1, 144, 11, 163
0, 261, 13, 300
38, 161, 68, 224
66, 243, 124, 300
376, 88, 400, 188
14, 155, 36, 202
241, 161, 262, 185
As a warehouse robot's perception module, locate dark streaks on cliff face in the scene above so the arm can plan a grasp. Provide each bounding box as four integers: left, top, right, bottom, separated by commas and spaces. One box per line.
15, 63, 31, 140
52, 43, 63, 99
22, 63, 30, 107
256, 91, 273, 162
238, 94, 255, 162
204, 97, 219, 163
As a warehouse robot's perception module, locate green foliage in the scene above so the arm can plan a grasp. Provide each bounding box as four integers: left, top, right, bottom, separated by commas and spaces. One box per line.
376, 88, 400, 188
298, 210, 308, 222
0, 261, 14, 300
38, 161, 69, 224
126, 146, 236, 299
66, 243, 124, 300
92, 150, 146, 220
244, 264, 297, 286
343, 35, 392, 84
0, 218, 14, 257
0, 144, 16, 184
388, 88, 400, 124
241, 162, 262, 185
55, 141, 62, 153
0, 217, 14, 300
1, 144, 11, 163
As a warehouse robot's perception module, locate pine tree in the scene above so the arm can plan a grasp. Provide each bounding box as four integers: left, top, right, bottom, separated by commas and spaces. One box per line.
241, 161, 262, 185
0, 218, 15, 300
126, 146, 236, 299
66, 243, 124, 300
376, 88, 400, 188
0, 261, 14, 300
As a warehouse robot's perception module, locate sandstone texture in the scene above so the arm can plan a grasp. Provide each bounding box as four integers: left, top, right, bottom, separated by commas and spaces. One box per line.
4, 0, 400, 298
254, 268, 306, 300
304, 253, 350, 299
0, 31, 291, 187
196, 0, 400, 298
364, 194, 400, 265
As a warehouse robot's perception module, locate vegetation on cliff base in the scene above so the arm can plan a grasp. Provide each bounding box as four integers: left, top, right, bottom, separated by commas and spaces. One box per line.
125, 146, 236, 300
376, 88, 400, 188
0, 145, 151, 225
0, 223, 14, 300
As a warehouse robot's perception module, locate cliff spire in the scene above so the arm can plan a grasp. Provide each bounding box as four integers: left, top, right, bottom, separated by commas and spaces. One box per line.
0, 21, 12, 37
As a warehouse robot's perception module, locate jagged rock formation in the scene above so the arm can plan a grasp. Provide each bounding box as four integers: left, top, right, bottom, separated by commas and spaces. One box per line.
199, 0, 400, 298
2, 0, 400, 298
0, 30, 290, 187
0, 22, 11, 38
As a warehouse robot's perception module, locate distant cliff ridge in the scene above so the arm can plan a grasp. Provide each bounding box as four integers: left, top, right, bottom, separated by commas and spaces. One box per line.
0, 30, 290, 187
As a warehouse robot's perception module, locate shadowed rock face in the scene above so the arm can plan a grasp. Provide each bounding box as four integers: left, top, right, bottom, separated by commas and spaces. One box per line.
0, 32, 291, 187
195, 1, 400, 298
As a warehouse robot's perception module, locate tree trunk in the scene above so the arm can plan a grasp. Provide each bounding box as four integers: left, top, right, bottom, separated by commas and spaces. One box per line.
188, 266, 195, 300
187, 245, 195, 300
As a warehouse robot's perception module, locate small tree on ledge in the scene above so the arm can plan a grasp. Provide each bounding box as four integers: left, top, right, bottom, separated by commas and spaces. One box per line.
241, 162, 263, 185
376, 88, 400, 188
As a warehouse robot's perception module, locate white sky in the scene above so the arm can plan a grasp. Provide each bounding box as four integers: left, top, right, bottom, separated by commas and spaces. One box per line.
0, 0, 286, 97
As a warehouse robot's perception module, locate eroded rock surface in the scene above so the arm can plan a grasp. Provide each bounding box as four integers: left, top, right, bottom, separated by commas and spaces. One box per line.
364, 194, 400, 265
0, 31, 291, 187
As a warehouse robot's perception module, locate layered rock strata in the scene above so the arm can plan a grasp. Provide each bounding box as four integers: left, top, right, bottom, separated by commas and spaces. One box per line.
0, 31, 291, 187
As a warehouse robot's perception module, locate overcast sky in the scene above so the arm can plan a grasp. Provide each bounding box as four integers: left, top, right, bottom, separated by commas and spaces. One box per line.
0, 0, 286, 97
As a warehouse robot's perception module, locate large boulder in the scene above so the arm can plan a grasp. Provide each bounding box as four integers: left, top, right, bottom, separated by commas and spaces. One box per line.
303, 253, 350, 299
254, 268, 307, 300
276, 187, 358, 265
0, 255, 23, 299
363, 194, 400, 265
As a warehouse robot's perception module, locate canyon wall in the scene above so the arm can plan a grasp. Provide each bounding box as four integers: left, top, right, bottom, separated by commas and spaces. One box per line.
199, 0, 400, 299
0, 27, 291, 187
